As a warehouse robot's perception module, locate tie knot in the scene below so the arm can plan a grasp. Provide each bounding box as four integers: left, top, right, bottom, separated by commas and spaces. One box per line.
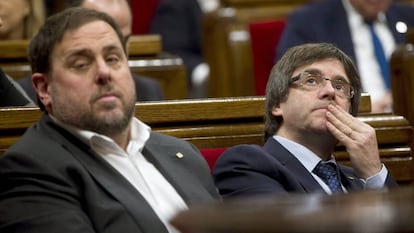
364, 20, 375, 26
313, 162, 343, 193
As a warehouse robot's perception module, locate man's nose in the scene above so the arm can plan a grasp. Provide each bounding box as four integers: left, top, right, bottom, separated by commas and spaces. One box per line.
95, 59, 111, 83
319, 79, 336, 97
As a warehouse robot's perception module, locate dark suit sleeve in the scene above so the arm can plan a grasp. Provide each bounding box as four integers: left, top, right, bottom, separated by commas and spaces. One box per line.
16, 76, 38, 103
0, 151, 95, 233
212, 144, 294, 198
0, 70, 32, 107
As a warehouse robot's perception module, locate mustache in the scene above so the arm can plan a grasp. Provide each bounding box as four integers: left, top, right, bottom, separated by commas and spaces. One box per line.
313, 101, 335, 111
90, 84, 123, 102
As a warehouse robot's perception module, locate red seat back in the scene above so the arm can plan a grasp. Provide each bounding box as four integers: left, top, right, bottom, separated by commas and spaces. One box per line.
200, 148, 227, 171
130, 0, 160, 34
249, 20, 286, 95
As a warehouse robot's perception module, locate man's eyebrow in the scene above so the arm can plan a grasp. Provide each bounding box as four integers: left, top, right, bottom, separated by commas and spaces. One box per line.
63, 48, 94, 59
102, 44, 125, 54
303, 68, 321, 74
303, 68, 348, 81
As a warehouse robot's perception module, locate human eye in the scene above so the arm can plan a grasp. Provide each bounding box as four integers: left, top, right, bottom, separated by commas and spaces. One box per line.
106, 55, 120, 64
302, 74, 320, 86
331, 80, 347, 92
71, 58, 91, 71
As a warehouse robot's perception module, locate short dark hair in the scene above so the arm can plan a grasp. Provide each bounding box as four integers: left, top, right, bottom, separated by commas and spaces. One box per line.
264, 43, 362, 140
28, 7, 127, 110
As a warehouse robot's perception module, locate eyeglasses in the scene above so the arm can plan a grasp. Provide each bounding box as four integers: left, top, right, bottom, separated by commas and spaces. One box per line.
289, 72, 354, 99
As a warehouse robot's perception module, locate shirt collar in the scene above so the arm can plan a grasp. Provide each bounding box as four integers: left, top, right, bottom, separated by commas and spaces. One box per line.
49, 115, 151, 155
273, 135, 336, 172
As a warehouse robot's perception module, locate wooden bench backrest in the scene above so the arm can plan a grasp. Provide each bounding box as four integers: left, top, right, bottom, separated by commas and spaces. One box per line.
0, 94, 413, 185
0, 35, 187, 100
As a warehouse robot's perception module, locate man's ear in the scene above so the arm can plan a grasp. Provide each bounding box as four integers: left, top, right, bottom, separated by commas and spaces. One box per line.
32, 73, 51, 107
271, 104, 283, 117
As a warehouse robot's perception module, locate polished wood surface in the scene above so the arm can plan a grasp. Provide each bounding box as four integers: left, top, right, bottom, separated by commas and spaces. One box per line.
128, 34, 162, 56
391, 28, 414, 128
0, 94, 413, 185
171, 187, 414, 233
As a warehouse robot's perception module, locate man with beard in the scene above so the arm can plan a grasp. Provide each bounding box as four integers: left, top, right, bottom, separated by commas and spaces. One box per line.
18, 0, 164, 103
0, 7, 218, 233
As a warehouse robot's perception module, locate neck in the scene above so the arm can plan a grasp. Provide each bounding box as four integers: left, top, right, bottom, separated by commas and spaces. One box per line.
109, 125, 131, 151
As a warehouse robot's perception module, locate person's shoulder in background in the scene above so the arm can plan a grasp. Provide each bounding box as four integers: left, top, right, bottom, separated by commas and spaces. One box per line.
0, 69, 34, 107
133, 74, 164, 101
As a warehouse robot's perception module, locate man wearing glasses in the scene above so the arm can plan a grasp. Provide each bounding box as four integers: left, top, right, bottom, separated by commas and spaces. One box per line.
213, 43, 397, 197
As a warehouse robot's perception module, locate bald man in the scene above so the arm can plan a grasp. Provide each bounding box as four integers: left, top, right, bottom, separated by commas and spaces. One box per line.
81, 0, 133, 42
18, 0, 164, 103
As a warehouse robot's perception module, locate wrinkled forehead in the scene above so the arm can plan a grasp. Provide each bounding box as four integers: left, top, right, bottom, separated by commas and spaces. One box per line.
292, 58, 348, 79
52, 20, 124, 58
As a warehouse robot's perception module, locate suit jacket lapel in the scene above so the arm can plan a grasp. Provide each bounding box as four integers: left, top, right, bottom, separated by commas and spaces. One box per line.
263, 138, 364, 193
142, 134, 216, 205
38, 115, 168, 233
263, 139, 325, 193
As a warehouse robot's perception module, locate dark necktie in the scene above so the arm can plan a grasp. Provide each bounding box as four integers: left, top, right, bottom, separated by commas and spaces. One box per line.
367, 22, 391, 89
313, 162, 343, 193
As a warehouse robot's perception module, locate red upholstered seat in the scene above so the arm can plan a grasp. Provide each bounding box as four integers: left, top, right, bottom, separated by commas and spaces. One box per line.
130, 0, 160, 34
199, 148, 227, 171
249, 20, 286, 96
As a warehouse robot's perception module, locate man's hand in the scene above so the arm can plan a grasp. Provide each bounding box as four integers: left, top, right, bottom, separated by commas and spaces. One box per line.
325, 104, 382, 179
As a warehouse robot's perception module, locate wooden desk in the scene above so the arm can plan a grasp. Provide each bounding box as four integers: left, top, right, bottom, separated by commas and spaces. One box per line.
171, 187, 414, 233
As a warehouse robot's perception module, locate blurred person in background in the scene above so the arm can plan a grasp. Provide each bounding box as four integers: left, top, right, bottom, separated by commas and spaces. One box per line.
0, 0, 45, 40
276, 0, 414, 113
0, 2, 35, 106
150, 0, 209, 98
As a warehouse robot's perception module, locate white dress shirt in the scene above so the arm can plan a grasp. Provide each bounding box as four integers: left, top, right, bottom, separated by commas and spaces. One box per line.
51, 116, 187, 233
342, 0, 396, 103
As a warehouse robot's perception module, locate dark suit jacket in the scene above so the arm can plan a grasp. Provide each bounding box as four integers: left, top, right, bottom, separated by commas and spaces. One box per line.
0, 69, 32, 107
17, 73, 164, 103
150, 0, 204, 83
212, 138, 397, 197
0, 114, 219, 233
275, 0, 414, 62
